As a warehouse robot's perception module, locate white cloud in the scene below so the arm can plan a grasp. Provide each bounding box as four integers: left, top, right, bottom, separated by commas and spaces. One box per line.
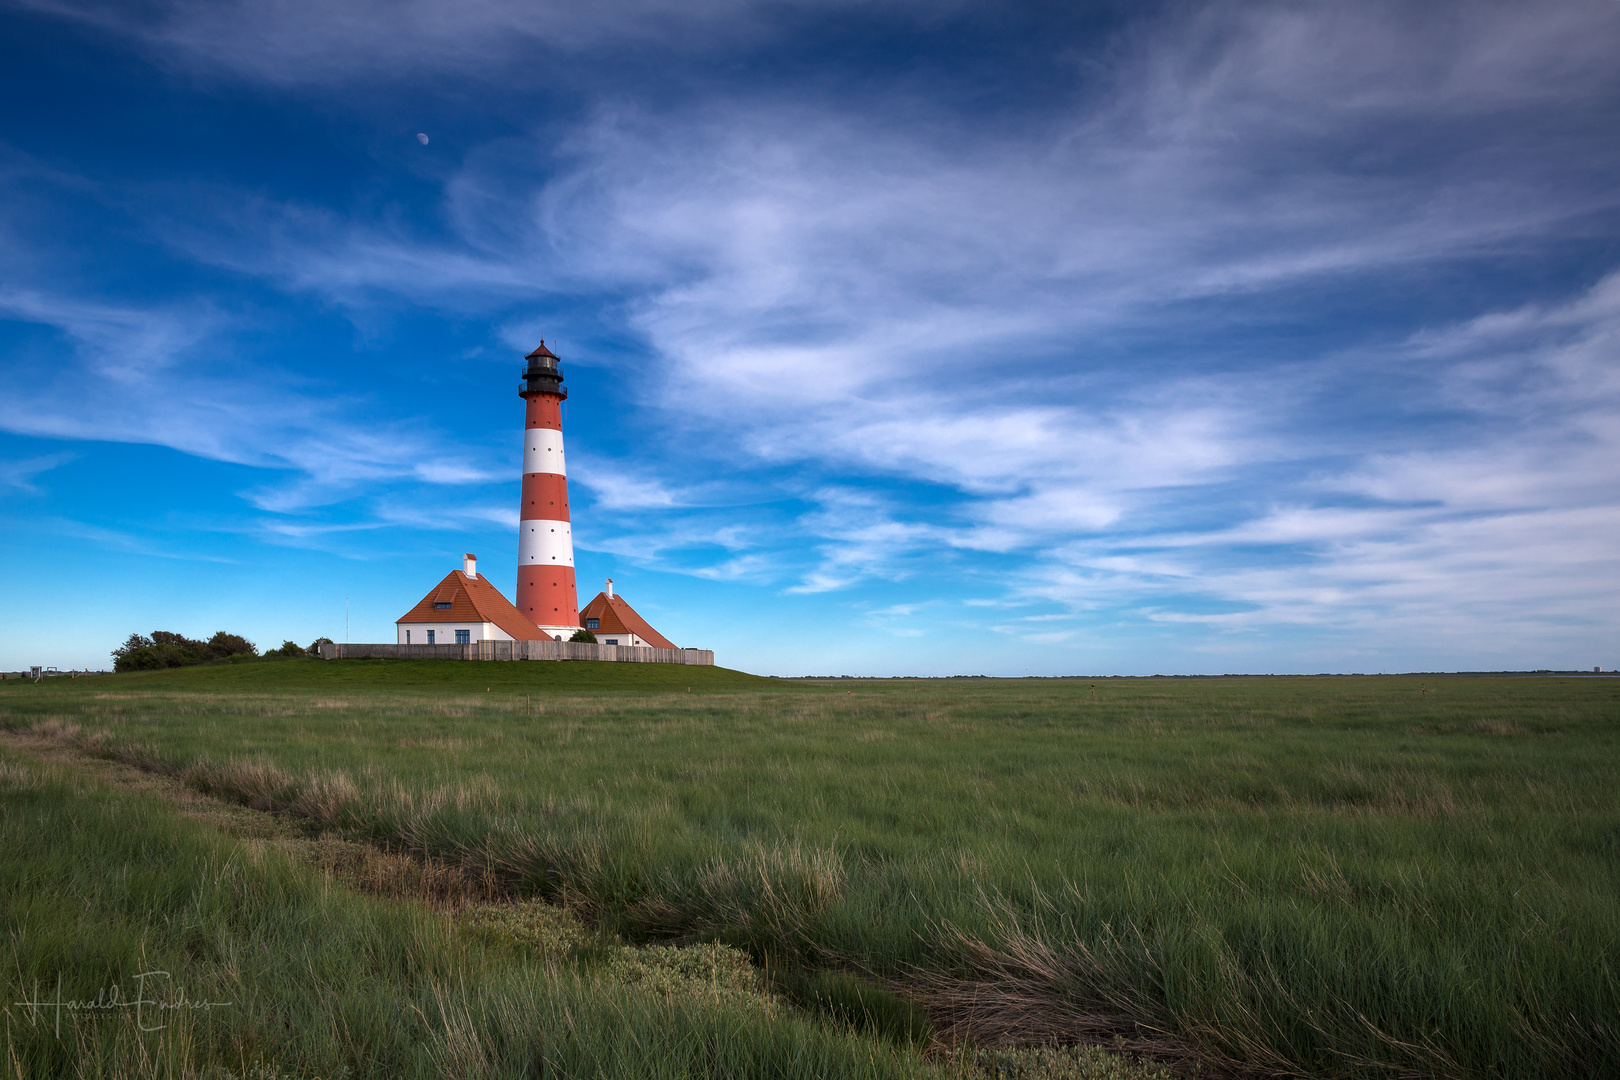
0, 284, 509, 520
108, 0, 1613, 542
1006, 270, 1620, 656
0, 287, 216, 381
687, 551, 782, 584
0, 452, 74, 492
571, 460, 681, 510
11, 0, 907, 82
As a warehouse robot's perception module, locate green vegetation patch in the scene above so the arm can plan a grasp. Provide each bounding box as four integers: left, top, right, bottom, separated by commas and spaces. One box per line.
972, 1046, 1175, 1080
11, 657, 771, 693
462, 902, 772, 1010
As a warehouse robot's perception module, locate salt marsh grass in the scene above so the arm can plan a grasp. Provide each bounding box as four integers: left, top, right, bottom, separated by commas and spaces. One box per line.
0, 745, 954, 1079
4, 665, 1617, 1076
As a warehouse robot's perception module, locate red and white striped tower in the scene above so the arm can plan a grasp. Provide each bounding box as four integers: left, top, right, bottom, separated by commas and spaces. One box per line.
515, 342, 581, 635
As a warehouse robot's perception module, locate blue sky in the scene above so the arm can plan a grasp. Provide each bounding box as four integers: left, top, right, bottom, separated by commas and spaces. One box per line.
2, 0, 1618, 675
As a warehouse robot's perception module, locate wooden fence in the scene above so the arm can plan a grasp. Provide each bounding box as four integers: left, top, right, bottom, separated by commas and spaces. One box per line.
318, 641, 714, 665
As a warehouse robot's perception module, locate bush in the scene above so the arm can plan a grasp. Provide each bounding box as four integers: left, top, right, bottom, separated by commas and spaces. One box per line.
308, 636, 334, 656
206, 631, 256, 659
112, 630, 259, 672
569, 628, 598, 643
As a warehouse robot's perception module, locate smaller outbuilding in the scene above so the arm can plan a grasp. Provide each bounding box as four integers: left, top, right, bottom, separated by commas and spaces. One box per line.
578, 579, 677, 648
396, 554, 554, 645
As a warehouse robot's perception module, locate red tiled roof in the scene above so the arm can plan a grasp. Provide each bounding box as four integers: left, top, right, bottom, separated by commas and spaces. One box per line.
579, 592, 677, 649
397, 570, 550, 641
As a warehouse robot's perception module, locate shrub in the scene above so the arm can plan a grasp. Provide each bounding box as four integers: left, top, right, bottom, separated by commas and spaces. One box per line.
206, 631, 256, 659
570, 629, 598, 643
111, 630, 259, 672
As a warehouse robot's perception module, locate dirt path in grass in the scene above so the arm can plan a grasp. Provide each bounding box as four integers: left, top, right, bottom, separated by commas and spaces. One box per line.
0, 729, 1199, 1080
0, 730, 504, 909
2, 729, 279, 831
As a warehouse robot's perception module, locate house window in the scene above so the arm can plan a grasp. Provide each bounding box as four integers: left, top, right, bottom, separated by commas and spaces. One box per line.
434, 602, 452, 610
586, 618, 600, 629
455, 630, 470, 644
405, 630, 411, 644
605, 639, 619, 645
427, 630, 436, 644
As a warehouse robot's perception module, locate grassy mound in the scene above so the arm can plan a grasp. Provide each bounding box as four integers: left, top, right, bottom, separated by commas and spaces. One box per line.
6, 657, 772, 694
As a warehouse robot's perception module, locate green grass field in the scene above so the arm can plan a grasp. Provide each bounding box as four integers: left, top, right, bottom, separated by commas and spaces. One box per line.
1, 742, 1004, 1080
4, 661, 1617, 1078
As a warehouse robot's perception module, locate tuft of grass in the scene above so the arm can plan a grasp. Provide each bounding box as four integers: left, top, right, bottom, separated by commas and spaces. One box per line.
771, 967, 933, 1046
186, 756, 294, 810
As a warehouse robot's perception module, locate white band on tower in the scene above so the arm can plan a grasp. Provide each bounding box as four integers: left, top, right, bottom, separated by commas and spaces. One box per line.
522, 428, 566, 476
518, 520, 575, 567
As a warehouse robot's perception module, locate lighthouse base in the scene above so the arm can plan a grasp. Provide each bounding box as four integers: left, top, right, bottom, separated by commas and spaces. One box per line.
531, 624, 586, 641
321, 641, 713, 665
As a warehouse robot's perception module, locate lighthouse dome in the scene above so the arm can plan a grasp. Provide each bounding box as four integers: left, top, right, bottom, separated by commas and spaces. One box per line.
520, 340, 566, 400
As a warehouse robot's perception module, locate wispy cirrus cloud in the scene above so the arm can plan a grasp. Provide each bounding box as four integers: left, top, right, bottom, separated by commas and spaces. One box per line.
12, 0, 916, 83
155, 0, 1617, 642
113, 0, 1617, 482
0, 452, 74, 491
570, 459, 682, 511
4, 0, 1619, 670
0, 282, 505, 517
0, 287, 217, 380
1001, 270, 1620, 657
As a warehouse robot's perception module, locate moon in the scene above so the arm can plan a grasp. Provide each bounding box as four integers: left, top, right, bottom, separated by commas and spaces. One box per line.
416, 133, 429, 145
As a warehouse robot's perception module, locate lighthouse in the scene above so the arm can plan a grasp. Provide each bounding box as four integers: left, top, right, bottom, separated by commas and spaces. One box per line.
393, 340, 689, 654
515, 342, 581, 637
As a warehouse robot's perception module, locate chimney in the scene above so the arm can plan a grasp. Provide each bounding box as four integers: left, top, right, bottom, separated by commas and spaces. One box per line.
606, 578, 613, 598
464, 553, 477, 578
